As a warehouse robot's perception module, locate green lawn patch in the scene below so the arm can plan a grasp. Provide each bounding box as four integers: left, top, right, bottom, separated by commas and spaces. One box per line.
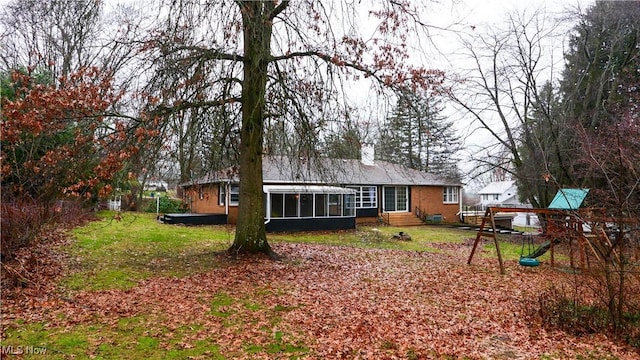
65, 211, 234, 291
2, 317, 226, 360
66, 214, 477, 292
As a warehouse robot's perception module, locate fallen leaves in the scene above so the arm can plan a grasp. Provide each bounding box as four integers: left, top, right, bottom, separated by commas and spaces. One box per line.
2, 239, 639, 359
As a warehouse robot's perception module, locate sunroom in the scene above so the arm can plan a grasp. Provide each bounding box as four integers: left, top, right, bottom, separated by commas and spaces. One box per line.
263, 185, 357, 232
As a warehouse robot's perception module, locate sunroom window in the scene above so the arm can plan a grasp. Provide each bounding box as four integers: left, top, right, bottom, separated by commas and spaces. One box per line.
264, 185, 356, 219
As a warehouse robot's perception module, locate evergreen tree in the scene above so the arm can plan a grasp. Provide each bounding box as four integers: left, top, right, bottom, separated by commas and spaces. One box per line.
560, 1, 640, 130
323, 123, 363, 160
517, 81, 572, 208
377, 91, 461, 178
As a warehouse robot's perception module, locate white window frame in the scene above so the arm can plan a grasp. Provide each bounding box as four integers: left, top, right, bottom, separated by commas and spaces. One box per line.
383, 186, 408, 212
219, 183, 240, 206
348, 186, 378, 209
443, 186, 459, 204
229, 184, 239, 205
264, 188, 356, 220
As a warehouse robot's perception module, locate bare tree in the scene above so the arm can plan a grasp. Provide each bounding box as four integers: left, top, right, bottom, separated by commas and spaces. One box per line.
448, 8, 567, 208
142, 0, 446, 255
0, 0, 144, 82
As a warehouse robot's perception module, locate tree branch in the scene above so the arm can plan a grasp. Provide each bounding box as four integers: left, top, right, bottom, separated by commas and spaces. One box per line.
161, 45, 243, 62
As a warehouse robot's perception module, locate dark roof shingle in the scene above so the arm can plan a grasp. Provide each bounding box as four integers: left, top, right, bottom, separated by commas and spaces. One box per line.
183, 156, 461, 187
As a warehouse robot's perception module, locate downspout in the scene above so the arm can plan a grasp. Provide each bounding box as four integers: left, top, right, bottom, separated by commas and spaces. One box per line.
225, 181, 229, 217
264, 188, 271, 225
458, 186, 463, 222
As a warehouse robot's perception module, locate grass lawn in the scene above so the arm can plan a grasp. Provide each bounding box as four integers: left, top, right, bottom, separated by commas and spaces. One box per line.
63, 212, 235, 290
2, 212, 635, 359
63, 212, 550, 291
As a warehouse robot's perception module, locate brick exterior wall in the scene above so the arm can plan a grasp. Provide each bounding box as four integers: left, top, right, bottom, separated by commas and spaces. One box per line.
184, 184, 460, 225
184, 184, 226, 214
411, 186, 460, 223
184, 183, 240, 223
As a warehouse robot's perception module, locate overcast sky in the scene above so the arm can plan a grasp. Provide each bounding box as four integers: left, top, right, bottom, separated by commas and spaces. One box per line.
0, 0, 597, 184
422, 0, 596, 181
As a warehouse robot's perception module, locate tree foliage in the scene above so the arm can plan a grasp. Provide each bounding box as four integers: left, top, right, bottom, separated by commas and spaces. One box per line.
378, 91, 461, 178
1, 68, 133, 202
517, 81, 573, 207
524, 1, 640, 332
0, 67, 155, 260
560, 1, 640, 130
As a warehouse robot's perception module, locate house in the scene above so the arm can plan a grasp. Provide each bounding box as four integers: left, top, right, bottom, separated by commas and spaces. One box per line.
478, 181, 519, 208
476, 180, 538, 227
180, 148, 463, 232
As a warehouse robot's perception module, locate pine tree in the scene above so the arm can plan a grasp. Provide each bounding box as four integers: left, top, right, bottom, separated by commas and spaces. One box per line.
378, 91, 461, 178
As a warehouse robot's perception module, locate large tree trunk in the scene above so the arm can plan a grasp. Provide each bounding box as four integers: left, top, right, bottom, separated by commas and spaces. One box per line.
229, 2, 276, 255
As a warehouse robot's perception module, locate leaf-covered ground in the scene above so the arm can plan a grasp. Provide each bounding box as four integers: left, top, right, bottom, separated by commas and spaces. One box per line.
2, 230, 639, 359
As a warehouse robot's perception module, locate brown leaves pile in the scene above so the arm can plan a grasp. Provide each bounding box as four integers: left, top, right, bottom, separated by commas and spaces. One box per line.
2, 240, 639, 359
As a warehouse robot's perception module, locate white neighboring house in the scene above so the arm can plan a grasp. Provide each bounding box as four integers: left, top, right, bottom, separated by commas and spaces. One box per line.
477, 180, 539, 227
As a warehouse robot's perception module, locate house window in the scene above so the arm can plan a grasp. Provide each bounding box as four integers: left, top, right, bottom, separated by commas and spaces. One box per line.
315, 194, 327, 216
270, 193, 284, 217
284, 194, 298, 217
266, 190, 354, 219
343, 194, 355, 217
443, 186, 459, 204
300, 194, 314, 217
199, 187, 204, 200
348, 186, 377, 208
493, 194, 499, 200
230, 185, 239, 205
219, 184, 240, 206
383, 186, 408, 212
328, 194, 342, 216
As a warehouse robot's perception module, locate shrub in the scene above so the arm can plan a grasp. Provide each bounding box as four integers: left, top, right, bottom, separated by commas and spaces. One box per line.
0, 196, 45, 261
536, 279, 640, 347
1, 195, 94, 288
144, 196, 187, 214
537, 283, 610, 336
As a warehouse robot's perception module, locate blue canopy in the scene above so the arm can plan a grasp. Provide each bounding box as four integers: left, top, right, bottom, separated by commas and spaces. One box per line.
548, 188, 589, 210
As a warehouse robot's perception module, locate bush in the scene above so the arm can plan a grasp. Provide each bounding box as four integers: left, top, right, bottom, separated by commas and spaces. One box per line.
537, 284, 610, 335
144, 196, 187, 214
1, 196, 94, 288
1, 196, 45, 261
536, 280, 640, 347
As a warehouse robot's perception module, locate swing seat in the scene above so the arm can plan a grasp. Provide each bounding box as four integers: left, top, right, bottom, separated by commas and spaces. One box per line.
519, 257, 540, 267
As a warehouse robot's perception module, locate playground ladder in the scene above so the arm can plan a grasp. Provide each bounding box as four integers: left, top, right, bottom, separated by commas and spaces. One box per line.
467, 207, 505, 274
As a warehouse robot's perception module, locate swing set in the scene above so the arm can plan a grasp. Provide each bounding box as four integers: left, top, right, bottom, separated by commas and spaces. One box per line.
467, 189, 591, 274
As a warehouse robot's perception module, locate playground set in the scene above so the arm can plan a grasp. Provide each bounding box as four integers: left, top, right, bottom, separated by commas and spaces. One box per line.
467, 189, 594, 274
